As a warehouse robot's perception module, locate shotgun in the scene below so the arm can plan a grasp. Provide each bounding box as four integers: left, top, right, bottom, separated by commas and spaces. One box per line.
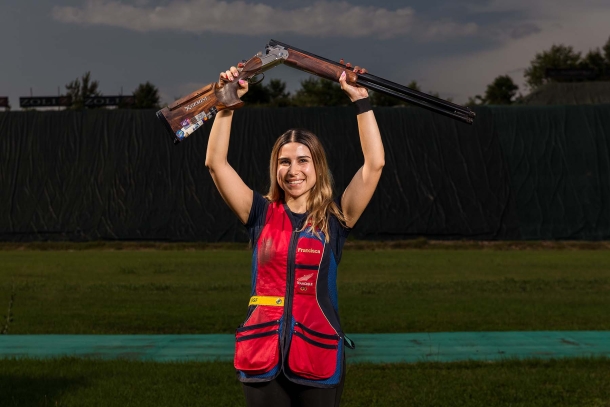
156, 39, 475, 144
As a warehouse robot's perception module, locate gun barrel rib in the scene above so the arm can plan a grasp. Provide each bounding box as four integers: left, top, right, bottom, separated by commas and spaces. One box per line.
359, 80, 474, 124
358, 74, 475, 118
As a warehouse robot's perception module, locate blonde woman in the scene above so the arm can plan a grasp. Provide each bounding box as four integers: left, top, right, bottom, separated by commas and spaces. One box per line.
205, 63, 384, 407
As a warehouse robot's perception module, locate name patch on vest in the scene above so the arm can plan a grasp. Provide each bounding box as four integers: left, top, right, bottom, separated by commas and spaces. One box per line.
295, 238, 324, 266
297, 248, 320, 254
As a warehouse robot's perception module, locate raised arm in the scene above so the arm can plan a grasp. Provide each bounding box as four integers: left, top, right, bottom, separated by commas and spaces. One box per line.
339, 67, 385, 229
205, 66, 253, 224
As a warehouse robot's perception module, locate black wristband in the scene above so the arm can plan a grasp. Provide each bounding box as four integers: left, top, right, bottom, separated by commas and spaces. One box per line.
353, 98, 372, 115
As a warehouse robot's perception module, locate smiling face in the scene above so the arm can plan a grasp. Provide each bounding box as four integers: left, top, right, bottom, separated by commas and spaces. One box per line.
276, 142, 317, 205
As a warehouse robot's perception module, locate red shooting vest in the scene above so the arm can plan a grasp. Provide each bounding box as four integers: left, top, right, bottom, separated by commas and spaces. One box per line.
234, 201, 345, 387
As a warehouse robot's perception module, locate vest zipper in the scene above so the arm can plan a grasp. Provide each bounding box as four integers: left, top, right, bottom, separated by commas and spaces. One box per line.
282, 227, 300, 353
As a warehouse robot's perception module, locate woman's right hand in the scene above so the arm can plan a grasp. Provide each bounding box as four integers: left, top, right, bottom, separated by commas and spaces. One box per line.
338, 61, 369, 102
219, 64, 249, 99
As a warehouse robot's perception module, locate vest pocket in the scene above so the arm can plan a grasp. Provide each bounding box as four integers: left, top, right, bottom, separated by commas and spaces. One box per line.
234, 320, 280, 375
288, 322, 340, 380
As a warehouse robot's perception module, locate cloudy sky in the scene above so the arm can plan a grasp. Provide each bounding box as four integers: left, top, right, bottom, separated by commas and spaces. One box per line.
2, 0, 609, 108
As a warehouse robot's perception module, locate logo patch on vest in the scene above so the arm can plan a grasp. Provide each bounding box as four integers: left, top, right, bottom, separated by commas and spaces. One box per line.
295, 270, 317, 295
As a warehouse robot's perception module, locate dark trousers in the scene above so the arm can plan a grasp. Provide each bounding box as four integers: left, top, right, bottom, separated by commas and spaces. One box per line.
242, 369, 345, 407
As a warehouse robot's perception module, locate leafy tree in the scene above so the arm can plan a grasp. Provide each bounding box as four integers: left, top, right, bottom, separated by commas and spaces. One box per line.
266, 79, 291, 107
241, 79, 291, 107
467, 75, 519, 106
603, 36, 610, 63
370, 91, 401, 106
291, 77, 347, 107
406, 80, 422, 92
65, 71, 101, 110
241, 81, 271, 105
484, 75, 519, 105
580, 49, 609, 80
523, 44, 582, 90
132, 81, 160, 109
465, 95, 485, 107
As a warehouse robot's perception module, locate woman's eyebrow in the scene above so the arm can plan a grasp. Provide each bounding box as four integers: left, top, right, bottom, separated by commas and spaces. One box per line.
277, 155, 311, 160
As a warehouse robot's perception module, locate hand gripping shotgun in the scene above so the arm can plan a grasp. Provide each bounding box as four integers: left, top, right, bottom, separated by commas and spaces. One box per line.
156, 39, 476, 144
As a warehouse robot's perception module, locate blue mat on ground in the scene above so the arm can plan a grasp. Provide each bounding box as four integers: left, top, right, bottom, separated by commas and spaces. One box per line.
1, 332, 609, 363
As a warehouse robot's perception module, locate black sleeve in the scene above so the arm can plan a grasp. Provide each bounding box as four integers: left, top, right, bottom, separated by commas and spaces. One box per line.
245, 191, 269, 247
330, 196, 351, 263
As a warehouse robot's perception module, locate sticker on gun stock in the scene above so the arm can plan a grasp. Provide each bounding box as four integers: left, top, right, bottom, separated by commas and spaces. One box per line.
182, 122, 201, 137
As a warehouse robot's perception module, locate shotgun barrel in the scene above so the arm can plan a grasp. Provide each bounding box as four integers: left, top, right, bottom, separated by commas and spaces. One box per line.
267, 39, 475, 124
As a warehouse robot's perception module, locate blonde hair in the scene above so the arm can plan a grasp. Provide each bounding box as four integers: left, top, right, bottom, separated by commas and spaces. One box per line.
265, 129, 347, 241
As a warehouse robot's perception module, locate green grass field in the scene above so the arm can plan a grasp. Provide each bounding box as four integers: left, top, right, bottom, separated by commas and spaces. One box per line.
1, 247, 609, 334
1, 357, 610, 407
1, 244, 609, 406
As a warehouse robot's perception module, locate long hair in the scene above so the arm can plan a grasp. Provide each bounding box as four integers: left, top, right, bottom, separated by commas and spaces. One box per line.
265, 129, 347, 241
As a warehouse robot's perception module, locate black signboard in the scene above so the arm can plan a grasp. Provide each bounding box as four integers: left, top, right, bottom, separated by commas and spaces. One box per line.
84, 96, 135, 107
545, 68, 598, 80
20, 96, 72, 108
18, 95, 136, 108
0, 97, 8, 108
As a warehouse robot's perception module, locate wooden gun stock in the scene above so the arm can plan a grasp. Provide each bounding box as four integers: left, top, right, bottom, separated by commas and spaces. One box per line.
157, 39, 475, 145
156, 55, 263, 144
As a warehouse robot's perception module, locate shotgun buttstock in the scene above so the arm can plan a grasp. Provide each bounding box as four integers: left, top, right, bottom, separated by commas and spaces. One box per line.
156, 55, 264, 144
156, 83, 218, 144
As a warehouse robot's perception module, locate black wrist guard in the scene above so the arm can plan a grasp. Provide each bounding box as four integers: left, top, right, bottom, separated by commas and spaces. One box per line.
353, 98, 372, 115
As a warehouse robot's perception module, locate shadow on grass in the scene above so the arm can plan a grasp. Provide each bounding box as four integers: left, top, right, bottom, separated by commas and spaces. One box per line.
0, 374, 88, 406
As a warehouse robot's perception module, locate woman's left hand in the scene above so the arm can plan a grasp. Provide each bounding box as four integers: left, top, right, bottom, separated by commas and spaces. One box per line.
338, 61, 369, 102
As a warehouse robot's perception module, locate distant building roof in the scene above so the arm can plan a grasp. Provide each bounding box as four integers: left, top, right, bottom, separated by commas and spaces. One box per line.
521, 81, 610, 105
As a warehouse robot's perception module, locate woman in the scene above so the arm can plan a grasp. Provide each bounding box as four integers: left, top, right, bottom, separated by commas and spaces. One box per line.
205, 63, 384, 407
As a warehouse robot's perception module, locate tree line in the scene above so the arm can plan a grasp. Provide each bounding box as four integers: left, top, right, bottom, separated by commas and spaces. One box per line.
61, 73, 430, 110
63, 72, 161, 110
18, 34, 610, 111
240, 77, 442, 107
469, 35, 610, 106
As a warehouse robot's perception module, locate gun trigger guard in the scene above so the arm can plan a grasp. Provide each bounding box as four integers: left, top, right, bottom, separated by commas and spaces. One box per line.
248, 73, 265, 86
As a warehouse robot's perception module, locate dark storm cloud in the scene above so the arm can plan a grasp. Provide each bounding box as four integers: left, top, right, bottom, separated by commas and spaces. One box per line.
0, 0, 608, 108
51, 0, 478, 41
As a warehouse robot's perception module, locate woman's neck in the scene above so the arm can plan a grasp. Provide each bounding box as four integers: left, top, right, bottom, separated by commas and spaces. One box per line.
284, 196, 308, 214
